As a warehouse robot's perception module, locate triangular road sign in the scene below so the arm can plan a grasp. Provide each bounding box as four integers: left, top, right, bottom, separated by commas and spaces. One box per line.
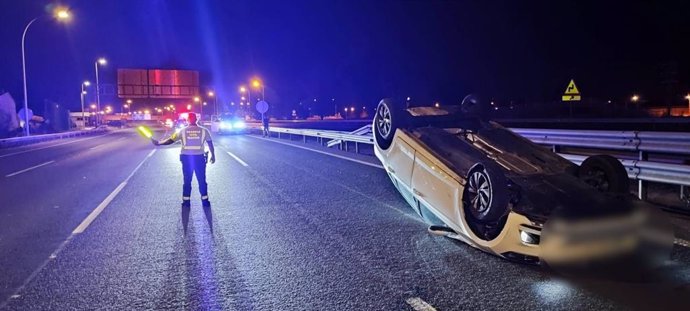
564, 79, 580, 95
562, 79, 581, 101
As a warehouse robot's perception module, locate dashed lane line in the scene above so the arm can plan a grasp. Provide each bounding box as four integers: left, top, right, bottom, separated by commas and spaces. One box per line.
0, 148, 156, 307
5, 161, 55, 177
226, 151, 249, 167
406, 297, 438, 311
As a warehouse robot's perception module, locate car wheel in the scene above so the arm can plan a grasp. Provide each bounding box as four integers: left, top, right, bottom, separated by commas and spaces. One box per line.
460, 94, 486, 118
578, 155, 629, 194
373, 98, 406, 150
463, 163, 509, 223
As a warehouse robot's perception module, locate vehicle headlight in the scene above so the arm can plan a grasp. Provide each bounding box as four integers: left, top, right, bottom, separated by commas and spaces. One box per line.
220, 122, 232, 129
233, 121, 246, 129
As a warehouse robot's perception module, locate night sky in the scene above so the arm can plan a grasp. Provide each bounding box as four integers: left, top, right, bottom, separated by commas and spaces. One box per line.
1, 0, 689, 116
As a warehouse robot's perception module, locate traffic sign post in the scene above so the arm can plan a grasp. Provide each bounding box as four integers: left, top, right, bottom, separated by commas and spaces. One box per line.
256, 100, 269, 135
562, 79, 581, 117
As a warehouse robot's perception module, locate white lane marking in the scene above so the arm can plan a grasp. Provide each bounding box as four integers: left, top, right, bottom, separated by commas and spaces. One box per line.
0, 148, 155, 308
89, 145, 104, 150
73, 149, 156, 234
71, 182, 127, 234
226, 151, 249, 167
0, 133, 110, 158
675, 238, 690, 248
5, 160, 56, 177
251, 136, 384, 169
406, 297, 438, 311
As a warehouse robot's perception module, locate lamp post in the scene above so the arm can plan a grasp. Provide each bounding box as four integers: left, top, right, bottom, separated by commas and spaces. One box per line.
630, 94, 639, 112
80, 81, 90, 129
239, 86, 250, 103
21, 8, 71, 136
685, 94, 690, 116
252, 79, 265, 100
208, 91, 217, 116
94, 57, 107, 126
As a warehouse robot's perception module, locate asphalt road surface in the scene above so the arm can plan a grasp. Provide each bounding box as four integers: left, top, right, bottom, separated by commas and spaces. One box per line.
1, 128, 690, 310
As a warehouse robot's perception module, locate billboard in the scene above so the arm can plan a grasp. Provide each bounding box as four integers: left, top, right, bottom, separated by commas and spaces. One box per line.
117, 69, 199, 99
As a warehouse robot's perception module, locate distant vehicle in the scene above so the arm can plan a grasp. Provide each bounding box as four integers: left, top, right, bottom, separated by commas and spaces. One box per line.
373, 96, 671, 266
214, 116, 247, 135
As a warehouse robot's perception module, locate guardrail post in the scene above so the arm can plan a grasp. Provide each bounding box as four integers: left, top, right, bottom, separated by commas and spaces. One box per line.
638, 150, 648, 200
303, 135, 306, 143
355, 142, 359, 154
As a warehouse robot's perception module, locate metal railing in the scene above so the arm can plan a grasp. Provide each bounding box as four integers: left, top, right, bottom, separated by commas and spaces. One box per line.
265, 124, 690, 203
0, 127, 108, 149
267, 126, 374, 153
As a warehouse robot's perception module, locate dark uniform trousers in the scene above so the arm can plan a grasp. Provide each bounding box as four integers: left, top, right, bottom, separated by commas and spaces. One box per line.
181, 154, 208, 200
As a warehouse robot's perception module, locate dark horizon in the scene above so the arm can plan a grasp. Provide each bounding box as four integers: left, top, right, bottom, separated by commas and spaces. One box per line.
1, 0, 689, 116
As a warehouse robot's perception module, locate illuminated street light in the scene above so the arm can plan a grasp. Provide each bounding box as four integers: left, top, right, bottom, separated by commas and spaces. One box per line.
126, 99, 132, 104
194, 97, 200, 102
55, 9, 71, 20
435, 102, 440, 108
123, 104, 129, 108
251, 79, 265, 99
80, 81, 90, 128
21, 8, 72, 135
187, 104, 192, 110
90, 104, 96, 109
94, 57, 107, 126
203, 102, 207, 106
406, 97, 411, 101
241, 96, 246, 101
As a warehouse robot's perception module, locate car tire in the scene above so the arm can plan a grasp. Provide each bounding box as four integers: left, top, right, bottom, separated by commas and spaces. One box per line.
373, 98, 406, 150
463, 163, 509, 223
578, 155, 629, 193
460, 94, 486, 118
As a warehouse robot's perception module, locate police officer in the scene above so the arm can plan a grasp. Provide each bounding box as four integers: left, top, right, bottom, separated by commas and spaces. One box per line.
152, 113, 216, 208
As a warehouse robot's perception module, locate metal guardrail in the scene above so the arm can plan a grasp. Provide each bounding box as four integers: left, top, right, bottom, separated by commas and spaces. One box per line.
266, 124, 690, 203
0, 127, 108, 149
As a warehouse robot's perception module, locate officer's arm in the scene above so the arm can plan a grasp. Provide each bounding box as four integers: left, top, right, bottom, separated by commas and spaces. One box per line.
152, 132, 178, 146
206, 141, 215, 164
153, 137, 175, 146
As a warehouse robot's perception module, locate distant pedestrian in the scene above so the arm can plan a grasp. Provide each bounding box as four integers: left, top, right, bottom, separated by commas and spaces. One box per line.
152, 113, 216, 208
262, 115, 270, 137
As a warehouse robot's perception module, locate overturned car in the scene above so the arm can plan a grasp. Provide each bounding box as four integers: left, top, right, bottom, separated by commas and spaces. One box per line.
373, 96, 672, 267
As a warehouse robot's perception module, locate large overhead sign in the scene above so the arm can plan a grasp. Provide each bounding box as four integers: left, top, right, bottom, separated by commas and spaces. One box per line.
117, 69, 199, 99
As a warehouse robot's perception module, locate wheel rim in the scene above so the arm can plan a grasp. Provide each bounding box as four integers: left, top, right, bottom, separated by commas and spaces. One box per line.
376, 103, 392, 139
583, 169, 610, 192
467, 170, 491, 214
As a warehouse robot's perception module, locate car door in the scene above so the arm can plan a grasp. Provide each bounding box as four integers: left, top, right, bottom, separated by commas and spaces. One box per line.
411, 152, 462, 226
385, 138, 416, 204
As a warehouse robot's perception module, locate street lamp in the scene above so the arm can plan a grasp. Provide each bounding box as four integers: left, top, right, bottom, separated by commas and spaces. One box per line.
80, 81, 90, 128
208, 90, 217, 116
94, 57, 107, 126
21, 7, 71, 136
239, 85, 251, 107
252, 78, 265, 100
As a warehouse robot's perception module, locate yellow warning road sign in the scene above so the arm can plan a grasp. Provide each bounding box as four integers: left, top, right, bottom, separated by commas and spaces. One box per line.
562, 79, 581, 102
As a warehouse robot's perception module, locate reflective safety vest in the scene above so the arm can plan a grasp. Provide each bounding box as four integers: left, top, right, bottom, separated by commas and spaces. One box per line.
172, 125, 212, 155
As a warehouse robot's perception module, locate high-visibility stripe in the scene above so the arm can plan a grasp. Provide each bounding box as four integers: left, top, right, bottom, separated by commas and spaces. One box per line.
181, 128, 187, 145
182, 197, 191, 200
182, 146, 202, 150
200, 129, 206, 143
201, 196, 208, 200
